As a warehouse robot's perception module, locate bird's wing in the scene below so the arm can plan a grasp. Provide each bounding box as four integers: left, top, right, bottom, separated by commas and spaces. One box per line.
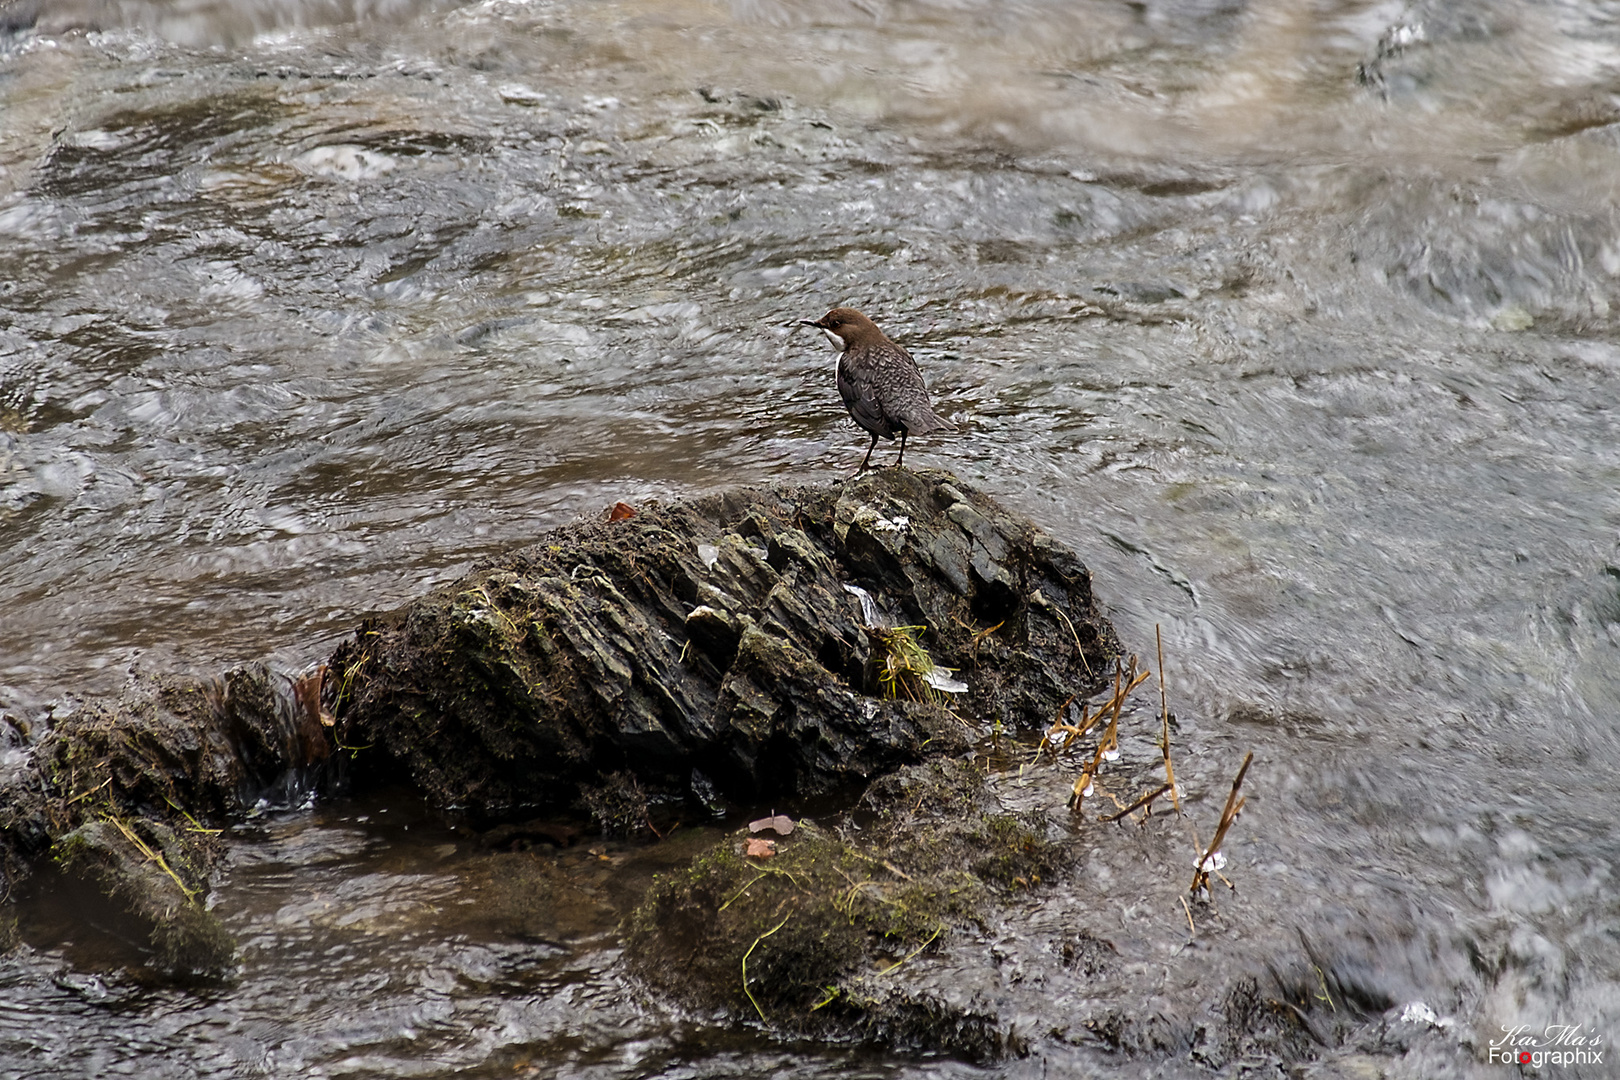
892, 342, 925, 375
879, 343, 954, 434
838, 351, 893, 437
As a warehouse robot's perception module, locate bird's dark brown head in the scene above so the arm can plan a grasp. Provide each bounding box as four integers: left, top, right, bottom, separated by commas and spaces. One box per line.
800, 307, 885, 346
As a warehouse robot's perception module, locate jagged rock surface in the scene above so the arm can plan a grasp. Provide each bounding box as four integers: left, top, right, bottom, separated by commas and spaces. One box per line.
329, 468, 1119, 814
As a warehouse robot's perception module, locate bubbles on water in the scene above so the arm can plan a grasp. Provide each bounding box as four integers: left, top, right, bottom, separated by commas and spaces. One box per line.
295, 145, 400, 181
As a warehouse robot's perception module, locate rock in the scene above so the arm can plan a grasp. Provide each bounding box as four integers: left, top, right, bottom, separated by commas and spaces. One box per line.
0, 467, 1119, 986
53, 817, 235, 978
0, 666, 333, 977
328, 468, 1119, 817
625, 757, 1070, 1060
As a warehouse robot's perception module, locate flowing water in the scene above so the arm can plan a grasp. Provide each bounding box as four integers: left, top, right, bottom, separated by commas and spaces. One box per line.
1, 0, 1618, 1075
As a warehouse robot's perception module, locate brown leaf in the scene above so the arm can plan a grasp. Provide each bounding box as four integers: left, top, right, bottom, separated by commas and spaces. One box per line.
608, 501, 636, 522
748, 814, 796, 836
289, 666, 333, 763
745, 837, 777, 858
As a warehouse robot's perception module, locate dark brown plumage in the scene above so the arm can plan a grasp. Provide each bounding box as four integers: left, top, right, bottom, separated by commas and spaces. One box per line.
801, 307, 955, 473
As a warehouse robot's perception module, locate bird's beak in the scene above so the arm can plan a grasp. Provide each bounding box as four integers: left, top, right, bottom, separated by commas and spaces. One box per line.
798, 319, 822, 329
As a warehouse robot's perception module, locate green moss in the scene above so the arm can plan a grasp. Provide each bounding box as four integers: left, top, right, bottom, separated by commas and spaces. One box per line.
872, 624, 948, 706
971, 812, 1062, 889
625, 757, 1070, 1051
626, 826, 880, 1018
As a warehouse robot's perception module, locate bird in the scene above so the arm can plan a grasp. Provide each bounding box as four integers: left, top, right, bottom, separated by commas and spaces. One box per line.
800, 307, 954, 473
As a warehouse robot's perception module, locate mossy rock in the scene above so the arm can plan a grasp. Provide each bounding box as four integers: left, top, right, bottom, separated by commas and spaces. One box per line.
624, 758, 1070, 1061
54, 817, 235, 978
0, 666, 325, 975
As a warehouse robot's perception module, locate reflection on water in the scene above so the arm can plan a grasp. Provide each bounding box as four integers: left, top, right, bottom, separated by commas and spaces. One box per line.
1, 0, 1619, 1075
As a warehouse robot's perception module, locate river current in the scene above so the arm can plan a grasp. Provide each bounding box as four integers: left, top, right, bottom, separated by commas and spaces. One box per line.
1, 0, 1617, 1076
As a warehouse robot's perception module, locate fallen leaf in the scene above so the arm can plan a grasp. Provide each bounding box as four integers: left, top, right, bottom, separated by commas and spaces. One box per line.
746, 837, 777, 858
608, 501, 636, 521
748, 814, 796, 836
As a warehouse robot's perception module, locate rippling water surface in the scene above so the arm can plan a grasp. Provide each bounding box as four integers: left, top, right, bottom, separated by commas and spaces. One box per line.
2, 0, 1619, 1075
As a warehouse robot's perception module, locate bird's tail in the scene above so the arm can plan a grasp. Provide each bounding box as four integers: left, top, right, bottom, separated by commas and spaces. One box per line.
905, 407, 956, 435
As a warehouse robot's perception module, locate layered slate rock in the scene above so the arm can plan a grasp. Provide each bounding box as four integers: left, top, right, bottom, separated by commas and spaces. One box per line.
328, 468, 1119, 814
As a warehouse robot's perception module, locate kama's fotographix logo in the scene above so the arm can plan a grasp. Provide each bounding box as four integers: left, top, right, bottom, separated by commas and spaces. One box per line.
1488, 1024, 1605, 1068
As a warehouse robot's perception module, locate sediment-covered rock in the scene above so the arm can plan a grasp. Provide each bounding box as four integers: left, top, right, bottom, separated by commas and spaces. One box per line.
0, 666, 332, 977
625, 757, 1069, 1061
328, 468, 1119, 817
624, 744, 1311, 1067
53, 817, 235, 975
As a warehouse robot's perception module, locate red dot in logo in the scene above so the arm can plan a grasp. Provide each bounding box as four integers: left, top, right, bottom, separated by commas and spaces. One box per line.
1519, 1051, 1532, 1064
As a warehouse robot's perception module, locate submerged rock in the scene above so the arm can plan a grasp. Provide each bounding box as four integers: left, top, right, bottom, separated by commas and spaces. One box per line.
328, 468, 1119, 818
623, 744, 1317, 1067
53, 817, 235, 977
0, 667, 332, 978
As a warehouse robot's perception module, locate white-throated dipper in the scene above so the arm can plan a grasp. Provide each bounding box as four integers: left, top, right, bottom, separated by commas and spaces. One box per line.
801, 307, 954, 473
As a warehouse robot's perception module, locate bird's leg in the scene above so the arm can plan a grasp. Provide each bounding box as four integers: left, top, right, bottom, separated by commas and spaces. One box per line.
857, 432, 878, 474
894, 429, 908, 468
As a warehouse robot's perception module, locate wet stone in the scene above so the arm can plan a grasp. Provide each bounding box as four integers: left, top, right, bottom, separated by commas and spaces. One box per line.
328, 468, 1120, 817
923, 527, 974, 597
0, 666, 328, 980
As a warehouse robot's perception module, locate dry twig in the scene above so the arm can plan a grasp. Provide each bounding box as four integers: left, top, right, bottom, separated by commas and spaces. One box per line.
1190, 751, 1253, 894
1103, 782, 1174, 823
1069, 657, 1145, 811
1038, 660, 1149, 765
1156, 625, 1181, 812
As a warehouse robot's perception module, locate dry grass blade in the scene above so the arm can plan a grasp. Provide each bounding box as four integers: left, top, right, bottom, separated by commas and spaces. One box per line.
68, 777, 113, 805
878, 924, 944, 975
1046, 600, 1093, 677
164, 795, 223, 835
105, 816, 201, 904
1156, 625, 1181, 812
1103, 782, 1173, 823
952, 617, 1005, 664
742, 913, 793, 1023
719, 864, 803, 911
1190, 750, 1254, 893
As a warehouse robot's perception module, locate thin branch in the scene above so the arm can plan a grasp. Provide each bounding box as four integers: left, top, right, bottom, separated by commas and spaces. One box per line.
1104, 782, 1173, 823
1157, 624, 1181, 812
1190, 751, 1253, 893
